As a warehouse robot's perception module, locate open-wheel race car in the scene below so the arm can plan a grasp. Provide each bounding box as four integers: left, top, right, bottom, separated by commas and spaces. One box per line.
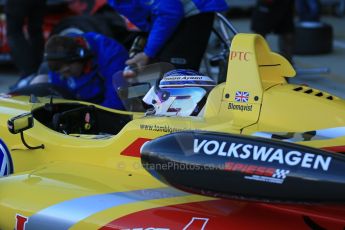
0, 32, 344, 229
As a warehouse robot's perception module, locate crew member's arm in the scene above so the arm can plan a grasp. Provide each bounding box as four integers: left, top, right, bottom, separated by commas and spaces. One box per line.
126, 0, 184, 67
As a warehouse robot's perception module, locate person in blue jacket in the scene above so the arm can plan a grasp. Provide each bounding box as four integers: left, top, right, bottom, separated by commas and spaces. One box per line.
108, 0, 230, 71
33, 32, 129, 110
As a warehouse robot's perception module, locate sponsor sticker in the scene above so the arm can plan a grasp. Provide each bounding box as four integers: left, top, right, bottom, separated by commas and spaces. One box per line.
229, 51, 252, 61
225, 162, 290, 184
139, 124, 186, 133
193, 138, 332, 171
0, 139, 13, 177
228, 103, 253, 112
164, 76, 203, 81
235, 91, 249, 103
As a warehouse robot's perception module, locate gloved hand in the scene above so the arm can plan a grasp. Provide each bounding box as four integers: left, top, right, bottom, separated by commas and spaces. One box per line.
123, 52, 150, 78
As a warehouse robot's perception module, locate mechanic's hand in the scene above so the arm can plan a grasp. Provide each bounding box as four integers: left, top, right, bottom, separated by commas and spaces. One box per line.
126, 52, 150, 67
123, 52, 150, 78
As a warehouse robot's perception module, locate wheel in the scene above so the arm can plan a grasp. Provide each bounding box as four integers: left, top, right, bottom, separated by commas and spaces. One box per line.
294, 22, 333, 55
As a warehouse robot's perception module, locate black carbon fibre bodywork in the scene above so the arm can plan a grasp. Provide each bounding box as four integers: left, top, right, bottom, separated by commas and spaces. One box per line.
141, 131, 345, 203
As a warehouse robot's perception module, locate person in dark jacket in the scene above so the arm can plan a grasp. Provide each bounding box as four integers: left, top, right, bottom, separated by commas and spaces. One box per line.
108, 0, 231, 71
251, 0, 295, 63
296, 0, 321, 22
32, 32, 129, 110
5, 0, 46, 77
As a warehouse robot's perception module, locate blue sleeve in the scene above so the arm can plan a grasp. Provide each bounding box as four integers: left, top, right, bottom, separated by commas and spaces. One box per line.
108, 0, 184, 58
143, 0, 184, 58
48, 71, 67, 88
84, 32, 128, 76
84, 32, 129, 109
108, 0, 152, 32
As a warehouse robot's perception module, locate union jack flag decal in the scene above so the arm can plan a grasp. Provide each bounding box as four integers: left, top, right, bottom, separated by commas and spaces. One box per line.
235, 91, 249, 103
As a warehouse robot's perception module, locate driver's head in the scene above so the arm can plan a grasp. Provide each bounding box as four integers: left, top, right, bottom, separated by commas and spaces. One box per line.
44, 35, 93, 78
143, 69, 215, 116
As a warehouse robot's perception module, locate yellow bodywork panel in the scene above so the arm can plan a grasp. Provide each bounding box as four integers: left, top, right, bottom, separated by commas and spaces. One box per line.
221, 34, 296, 128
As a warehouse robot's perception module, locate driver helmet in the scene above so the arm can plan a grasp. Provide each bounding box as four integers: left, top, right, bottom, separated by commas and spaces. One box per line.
143, 69, 216, 116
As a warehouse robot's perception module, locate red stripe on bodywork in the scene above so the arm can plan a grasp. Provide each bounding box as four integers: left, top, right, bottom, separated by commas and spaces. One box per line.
322, 146, 345, 153
100, 200, 345, 230
121, 138, 151, 157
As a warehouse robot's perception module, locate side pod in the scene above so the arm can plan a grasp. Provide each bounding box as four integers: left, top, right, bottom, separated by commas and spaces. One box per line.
141, 131, 345, 203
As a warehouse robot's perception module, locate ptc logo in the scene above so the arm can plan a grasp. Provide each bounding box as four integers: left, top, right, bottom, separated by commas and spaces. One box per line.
0, 139, 13, 177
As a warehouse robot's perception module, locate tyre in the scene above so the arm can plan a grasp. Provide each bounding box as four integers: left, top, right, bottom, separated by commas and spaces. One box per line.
294, 22, 333, 55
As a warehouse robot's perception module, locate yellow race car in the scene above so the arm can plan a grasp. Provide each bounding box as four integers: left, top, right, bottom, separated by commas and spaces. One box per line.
0, 33, 344, 230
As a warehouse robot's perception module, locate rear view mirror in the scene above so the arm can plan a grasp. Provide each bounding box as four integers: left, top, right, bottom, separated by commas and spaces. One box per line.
7, 113, 43, 150
8, 112, 34, 134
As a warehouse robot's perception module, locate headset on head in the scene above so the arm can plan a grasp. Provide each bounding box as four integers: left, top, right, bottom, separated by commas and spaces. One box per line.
44, 36, 94, 62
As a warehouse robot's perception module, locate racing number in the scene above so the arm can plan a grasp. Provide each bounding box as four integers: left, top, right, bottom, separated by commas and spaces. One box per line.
183, 217, 209, 230
15, 214, 28, 230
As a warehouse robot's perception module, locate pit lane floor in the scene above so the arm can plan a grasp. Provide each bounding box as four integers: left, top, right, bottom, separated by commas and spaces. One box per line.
0, 16, 344, 97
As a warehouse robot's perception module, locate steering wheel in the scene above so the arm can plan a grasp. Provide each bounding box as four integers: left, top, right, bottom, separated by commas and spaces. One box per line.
52, 105, 97, 134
